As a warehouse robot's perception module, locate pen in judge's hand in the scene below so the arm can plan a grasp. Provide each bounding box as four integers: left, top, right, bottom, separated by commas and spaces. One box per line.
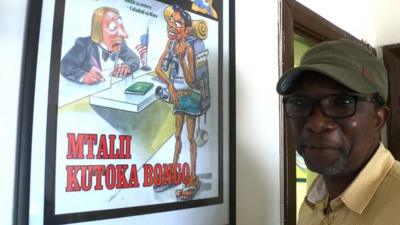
89, 55, 105, 82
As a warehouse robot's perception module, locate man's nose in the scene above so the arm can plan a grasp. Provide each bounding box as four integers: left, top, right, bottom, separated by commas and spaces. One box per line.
118, 26, 128, 38
304, 106, 335, 133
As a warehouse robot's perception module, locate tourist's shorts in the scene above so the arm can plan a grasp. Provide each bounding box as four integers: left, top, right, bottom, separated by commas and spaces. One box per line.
173, 90, 201, 116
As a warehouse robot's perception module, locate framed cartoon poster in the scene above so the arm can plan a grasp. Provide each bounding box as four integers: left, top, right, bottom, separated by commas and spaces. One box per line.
16, 0, 235, 224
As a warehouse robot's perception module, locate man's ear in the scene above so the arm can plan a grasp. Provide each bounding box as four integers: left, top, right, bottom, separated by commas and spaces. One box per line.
375, 106, 390, 130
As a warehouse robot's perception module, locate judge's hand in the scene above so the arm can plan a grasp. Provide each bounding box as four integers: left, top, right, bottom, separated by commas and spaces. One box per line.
82, 67, 104, 84
112, 64, 132, 77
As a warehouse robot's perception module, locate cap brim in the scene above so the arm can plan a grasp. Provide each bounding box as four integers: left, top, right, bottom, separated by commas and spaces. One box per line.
276, 64, 378, 95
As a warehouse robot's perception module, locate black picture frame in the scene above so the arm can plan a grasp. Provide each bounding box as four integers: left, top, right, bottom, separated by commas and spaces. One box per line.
15, 0, 236, 224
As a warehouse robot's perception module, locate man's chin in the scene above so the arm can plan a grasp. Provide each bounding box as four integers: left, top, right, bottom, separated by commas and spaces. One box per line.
306, 158, 349, 176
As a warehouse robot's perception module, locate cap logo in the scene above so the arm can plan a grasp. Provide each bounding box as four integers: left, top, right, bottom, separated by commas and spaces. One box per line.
362, 66, 375, 83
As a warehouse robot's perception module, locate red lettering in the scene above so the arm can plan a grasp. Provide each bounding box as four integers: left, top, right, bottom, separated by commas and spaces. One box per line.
108, 135, 117, 158
142, 163, 191, 187
120, 135, 132, 159
143, 164, 153, 187
65, 164, 138, 191
173, 163, 182, 185
105, 164, 116, 189
163, 163, 173, 185
66, 165, 81, 191
116, 165, 130, 188
66, 133, 85, 159
85, 134, 97, 159
93, 165, 105, 190
96, 134, 108, 159
181, 163, 190, 185
66, 133, 132, 159
129, 165, 139, 187
80, 166, 92, 191
153, 164, 163, 186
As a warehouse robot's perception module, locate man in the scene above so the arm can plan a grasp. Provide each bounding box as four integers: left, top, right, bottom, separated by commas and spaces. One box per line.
276, 39, 400, 224
155, 5, 200, 201
61, 7, 140, 84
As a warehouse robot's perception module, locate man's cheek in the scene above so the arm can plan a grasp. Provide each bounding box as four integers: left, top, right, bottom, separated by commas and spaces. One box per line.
106, 32, 117, 40
349, 121, 358, 128
289, 121, 304, 136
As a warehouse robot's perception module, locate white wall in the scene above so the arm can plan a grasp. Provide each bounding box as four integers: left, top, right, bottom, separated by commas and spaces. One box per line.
374, 0, 400, 46
297, 0, 376, 45
0, 0, 28, 224
297, 0, 400, 49
235, 1, 281, 225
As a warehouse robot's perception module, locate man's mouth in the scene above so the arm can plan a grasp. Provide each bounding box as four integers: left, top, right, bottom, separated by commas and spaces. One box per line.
167, 28, 177, 40
301, 142, 341, 151
110, 43, 121, 52
304, 145, 336, 150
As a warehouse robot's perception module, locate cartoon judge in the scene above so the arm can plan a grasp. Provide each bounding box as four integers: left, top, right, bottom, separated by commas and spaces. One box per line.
61, 7, 140, 84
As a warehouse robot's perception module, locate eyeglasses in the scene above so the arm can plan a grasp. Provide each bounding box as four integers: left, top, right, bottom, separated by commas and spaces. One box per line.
282, 94, 382, 119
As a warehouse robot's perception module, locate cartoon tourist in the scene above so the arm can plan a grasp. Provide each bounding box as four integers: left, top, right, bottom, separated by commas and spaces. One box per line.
155, 5, 202, 201
61, 7, 140, 84
191, 0, 218, 19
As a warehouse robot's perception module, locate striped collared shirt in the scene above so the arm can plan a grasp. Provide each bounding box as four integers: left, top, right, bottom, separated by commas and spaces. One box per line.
298, 143, 400, 225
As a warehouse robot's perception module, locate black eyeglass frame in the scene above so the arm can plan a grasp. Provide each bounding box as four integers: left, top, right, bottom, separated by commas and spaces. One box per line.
282, 93, 384, 119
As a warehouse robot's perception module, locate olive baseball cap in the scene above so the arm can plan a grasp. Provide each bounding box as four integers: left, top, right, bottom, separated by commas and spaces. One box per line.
276, 39, 388, 100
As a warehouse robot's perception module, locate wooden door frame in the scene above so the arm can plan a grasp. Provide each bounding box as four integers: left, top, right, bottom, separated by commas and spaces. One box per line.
383, 45, 400, 160
281, 1, 358, 224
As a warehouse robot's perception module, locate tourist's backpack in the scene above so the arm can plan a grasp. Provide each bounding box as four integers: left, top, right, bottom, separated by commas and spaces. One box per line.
187, 35, 211, 116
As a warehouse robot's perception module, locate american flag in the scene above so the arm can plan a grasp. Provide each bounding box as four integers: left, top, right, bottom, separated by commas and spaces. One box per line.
135, 33, 149, 65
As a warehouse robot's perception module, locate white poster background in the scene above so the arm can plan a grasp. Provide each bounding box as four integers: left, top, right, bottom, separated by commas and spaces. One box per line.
56, 0, 219, 214
29, 0, 230, 224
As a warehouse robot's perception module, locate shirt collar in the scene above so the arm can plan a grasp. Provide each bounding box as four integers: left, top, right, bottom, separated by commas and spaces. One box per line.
307, 175, 327, 205
306, 143, 394, 214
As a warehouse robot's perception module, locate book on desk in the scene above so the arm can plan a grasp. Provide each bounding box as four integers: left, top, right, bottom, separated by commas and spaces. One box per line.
89, 75, 163, 113
124, 81, 154, 95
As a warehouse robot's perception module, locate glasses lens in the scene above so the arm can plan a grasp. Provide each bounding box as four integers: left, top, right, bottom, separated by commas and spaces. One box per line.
284, 97, 313, 118
322, 95, 356, 118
